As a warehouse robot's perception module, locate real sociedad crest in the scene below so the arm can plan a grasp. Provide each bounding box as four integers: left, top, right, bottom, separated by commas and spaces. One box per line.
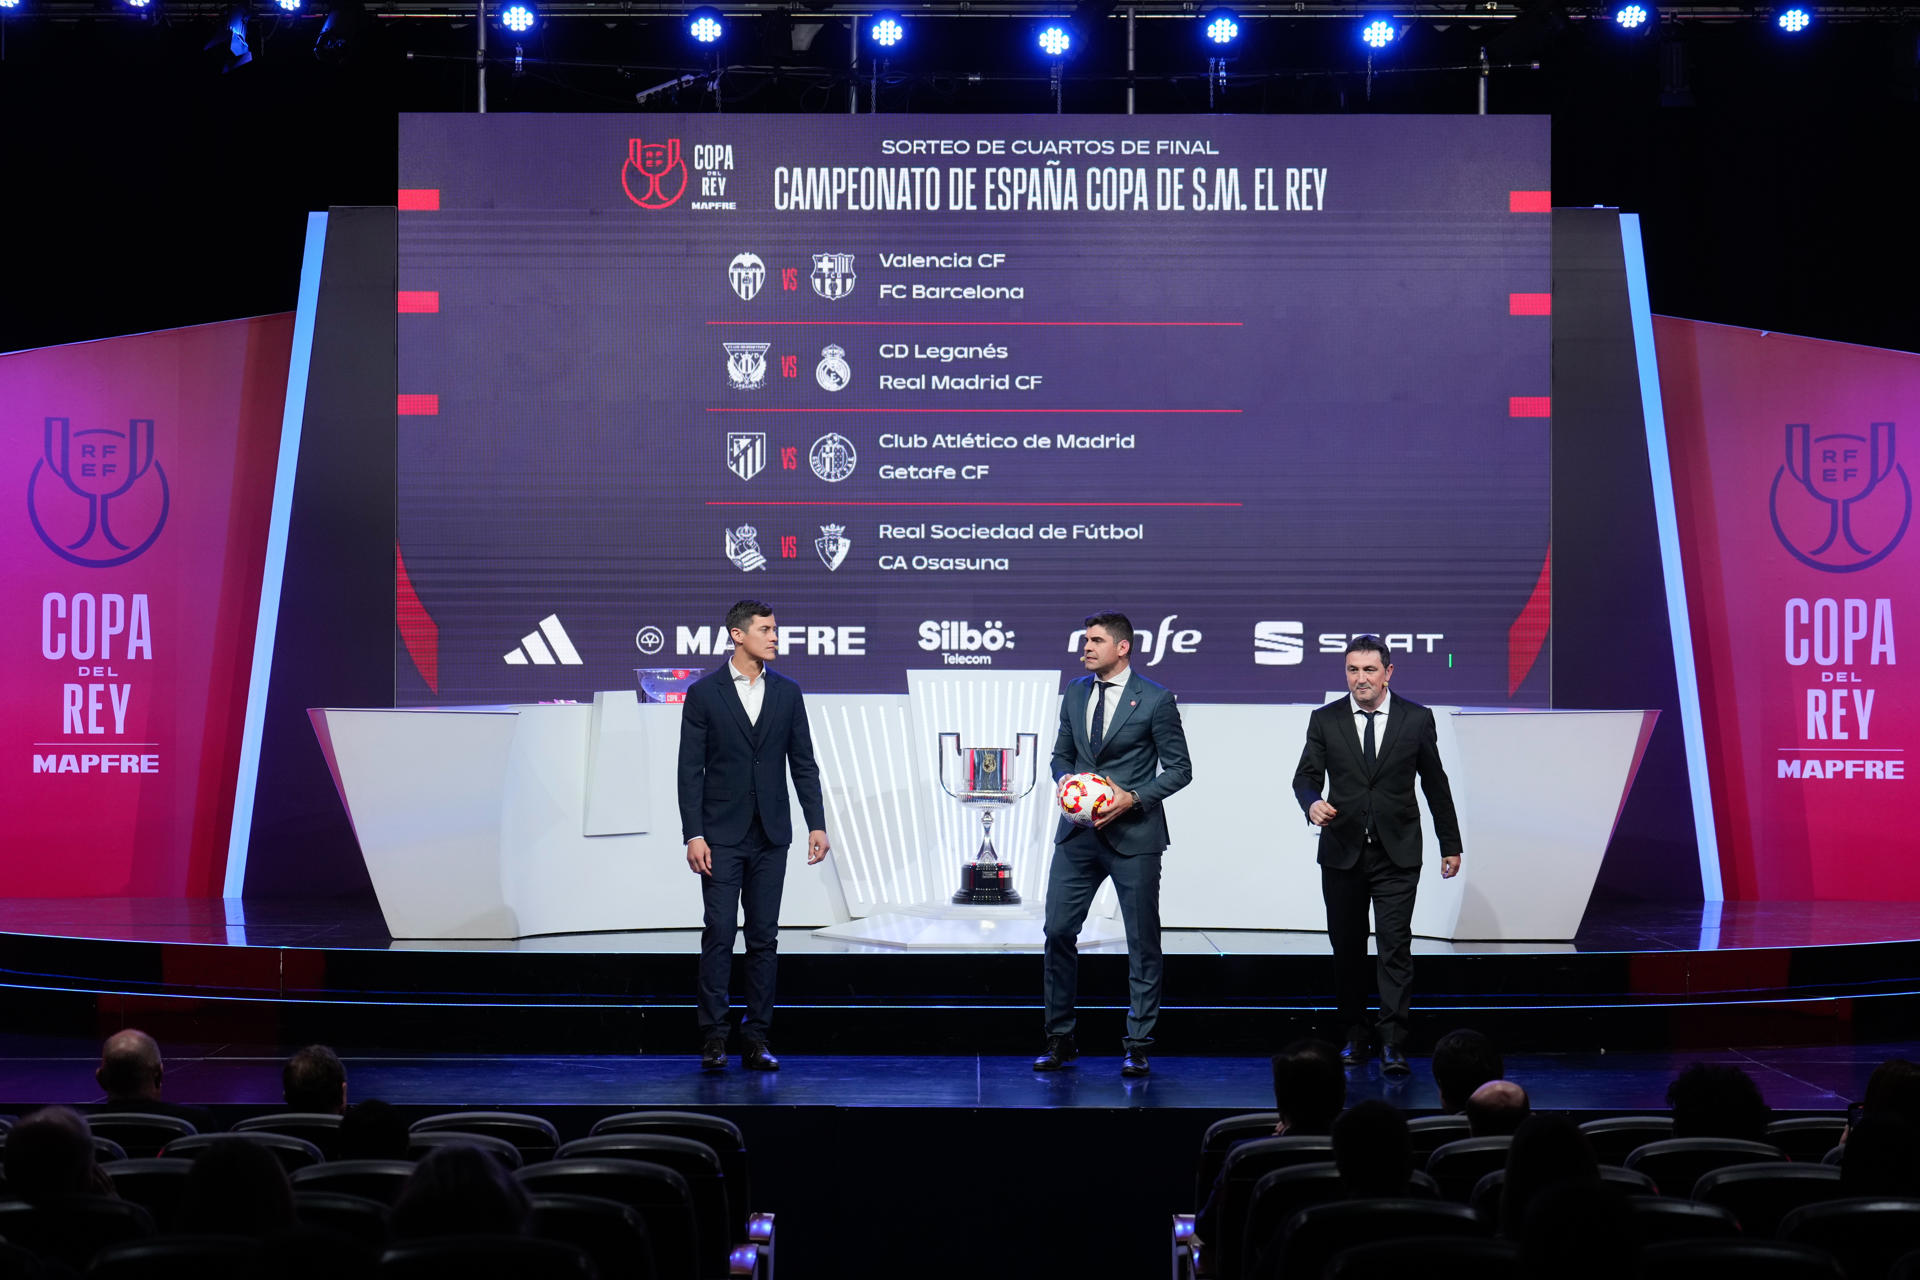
811, 253, 857, 301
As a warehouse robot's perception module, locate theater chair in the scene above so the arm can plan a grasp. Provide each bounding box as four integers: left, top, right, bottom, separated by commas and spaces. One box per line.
1578, 1115, 1675, 1166
290, 1159, 418, 1205
162, 1131, 325, 1173
1408, 1115, 1472, 1166
1260, 1198, 1486, 1280
98, 1157, 195, 1230
1426, 1137, 1514, 1204
86, 1235, 257, 1280
292, 1189, 390, 1250
1766, 1117, 1849, 1164
517, 1158, 702, 1280
1468, 1166, 1654, 1221
408, 1130, 524, 1169
588, 1111, 771, 1275
233, 1112, 343, 1159
0, 1194, 154, 1271
1325, 1236, 1520, 1280
1638, 1239, 1844, 1280
559, 1135, 735, 1280
86, 1113, 197, 1160
530, 1192, 657, 1280
377, 1235, 596, 1279
1170, 1135, 1335, 1280
410, 1111, 560, 1164
0, 1241, 35, 1280
1692, 1162, 1846, 1235
1189, 1113, 1280, 1208
1239, 1163, 1439, 1278
1624, 1195, 1741, 1244
1780, 1197, 1920, 1280
1624, 1137, 1787, 1197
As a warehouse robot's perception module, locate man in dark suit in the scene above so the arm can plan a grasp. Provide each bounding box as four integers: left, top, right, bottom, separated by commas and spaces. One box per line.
678, 599, 830, 1072
1036, 610, 1193, 1078
1292, 634, 1462, 1076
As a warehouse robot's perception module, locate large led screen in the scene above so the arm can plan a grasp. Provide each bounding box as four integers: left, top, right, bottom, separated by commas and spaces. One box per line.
396, 114, 1551, 705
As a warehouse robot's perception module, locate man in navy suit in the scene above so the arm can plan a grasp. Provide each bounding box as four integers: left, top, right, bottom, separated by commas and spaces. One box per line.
1292, 634, 1462, 1076
678, 600, 830, 1071
1037, 610, 1193, 1078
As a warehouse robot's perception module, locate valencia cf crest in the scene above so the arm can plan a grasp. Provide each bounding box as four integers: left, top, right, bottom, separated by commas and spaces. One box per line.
811, 253, 857, 301
728, 253, 766, 301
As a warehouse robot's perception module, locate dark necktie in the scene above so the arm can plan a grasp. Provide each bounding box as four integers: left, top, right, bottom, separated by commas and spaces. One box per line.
1090, 682, 1112, 756
1360, 709, 1378, 770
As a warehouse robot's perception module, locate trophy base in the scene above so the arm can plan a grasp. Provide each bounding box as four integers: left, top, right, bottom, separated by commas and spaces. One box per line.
952, 861, 1022, 905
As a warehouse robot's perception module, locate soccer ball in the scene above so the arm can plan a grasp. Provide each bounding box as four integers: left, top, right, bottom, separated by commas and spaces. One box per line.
1057, 772, 1120, 828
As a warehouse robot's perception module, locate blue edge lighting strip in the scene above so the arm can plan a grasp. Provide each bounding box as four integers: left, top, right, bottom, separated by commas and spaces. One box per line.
224, 211, 329, 903
1620, 213, 1723, 904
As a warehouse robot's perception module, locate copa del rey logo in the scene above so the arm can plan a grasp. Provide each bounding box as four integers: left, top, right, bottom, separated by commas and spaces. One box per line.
621, 138, 688, 210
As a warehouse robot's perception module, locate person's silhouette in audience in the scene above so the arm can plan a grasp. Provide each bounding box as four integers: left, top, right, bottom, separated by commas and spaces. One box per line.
337, 1099, 411, 1161
1840, 1114, 1920, 1196
181, 1138, 296, 1236
1430, 1029, 1504, 1113
1844, 1058, 1920, 1146
3, 1106, 115, 1201
1332, 1099, 1413, 1196
90, 1028, 212, 1129
1466, 1079, 1531, 1137
1498, 1114, 1597, 1238
1517, 1180, 1637, 1280
283, 1045, 349, 1115
1666, 1061, 1771, 1143
390, 1142, 530, 1241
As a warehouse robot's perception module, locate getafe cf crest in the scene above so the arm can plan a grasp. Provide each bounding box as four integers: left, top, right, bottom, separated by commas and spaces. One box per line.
809, 432, 858, 483
816, 344, 850, 392
726, 524, 767, 572
811, 253, 857, 301
725, 342, 770, 390
815, 523, 850, 571
727, 432, 766, 481
728, 253, 765, 301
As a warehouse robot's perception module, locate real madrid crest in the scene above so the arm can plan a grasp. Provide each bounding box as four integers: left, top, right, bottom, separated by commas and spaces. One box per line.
816, 344, 850, 392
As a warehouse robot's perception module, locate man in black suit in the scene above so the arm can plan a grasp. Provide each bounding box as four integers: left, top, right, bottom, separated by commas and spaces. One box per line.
1291, 635, 1462, 1076
678, 599, 830, 1072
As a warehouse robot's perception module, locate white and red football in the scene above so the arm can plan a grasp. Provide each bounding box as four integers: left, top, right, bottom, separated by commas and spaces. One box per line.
1057, 772, 1120, 828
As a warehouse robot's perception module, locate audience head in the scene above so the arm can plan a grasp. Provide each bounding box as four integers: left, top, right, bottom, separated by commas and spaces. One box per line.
1431, 1029, 1504, 1113
96, 1029, 165, 1102
181, 1137, 295, 1236
1858, 1058, 1920, 1132
1666, 1061, 1771, 1143
1269, 1039, 1346, 1135
283, 1045, 349, 1115
338, 1099, 410, 1161
1332, 1099, 1411, 1196
1518, 1180, 1638, 1280
390, 1142, 530, 1241
1841, 1114, 1920, 1196
1499, 1114, 1598, 1239
1466, 1080, 1532, 1137
3, 1106, 101, 1202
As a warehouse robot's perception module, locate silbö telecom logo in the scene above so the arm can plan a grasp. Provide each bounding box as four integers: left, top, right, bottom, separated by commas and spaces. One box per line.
1770, 421, 1910, 573
29, 416, 170, 568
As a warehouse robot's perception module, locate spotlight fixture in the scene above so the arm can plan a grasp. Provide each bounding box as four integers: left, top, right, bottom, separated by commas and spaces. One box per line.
274, 0, 301, 11
314, 0, 363, 60
123, 0, 156, 12
1202, 8, 1239, 47
1360, 17, 1396, 50
498, 0, 537, 34
206, 2, 253, 70
1037, 22, 1072, 57
688, 6, 725, 44
0, 0, 23, 12
1612, 2, 1654, 32
868, 11, 904, 48
1775, 5, 1812, 33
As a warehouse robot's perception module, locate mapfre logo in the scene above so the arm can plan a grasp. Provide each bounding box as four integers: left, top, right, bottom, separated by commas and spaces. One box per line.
621, 138, 688, 210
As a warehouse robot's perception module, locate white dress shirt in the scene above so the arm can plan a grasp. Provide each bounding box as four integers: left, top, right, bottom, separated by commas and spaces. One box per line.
732, 660, 767, 725
1086, 664, 1131, 741
1350, 689, 1391, 755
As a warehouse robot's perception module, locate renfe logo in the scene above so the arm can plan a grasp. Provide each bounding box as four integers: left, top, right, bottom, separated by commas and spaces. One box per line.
622, 138, 688, 210
1064, 614, 1200, 667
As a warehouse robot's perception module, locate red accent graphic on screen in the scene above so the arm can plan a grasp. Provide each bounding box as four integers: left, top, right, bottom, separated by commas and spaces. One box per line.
398, 292, 441, 314
395, 543, 440, 695
1507, 546, 1551, 696
621, 139, 688, 210
1508, 191, 1552, 213
397, 189, 441, 211
1509, 293, 1552, 316
1509, 396, 1552, 418
397, 394, 439, 416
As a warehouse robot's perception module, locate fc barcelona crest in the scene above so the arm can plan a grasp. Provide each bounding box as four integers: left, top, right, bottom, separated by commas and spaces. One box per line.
811, 253, 857, 301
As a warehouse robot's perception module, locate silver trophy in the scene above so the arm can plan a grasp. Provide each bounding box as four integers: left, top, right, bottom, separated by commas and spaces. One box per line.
937, 731, 1039, 905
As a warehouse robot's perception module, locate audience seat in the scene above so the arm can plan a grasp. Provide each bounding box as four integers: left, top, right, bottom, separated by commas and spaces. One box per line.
86, 1234, 257, 1280
98, 1157, 195, 1230
93, 1136, 129, 1164
1579, 1116, 1675, 1165
408, 1130, 524, 1170
162, 1131, 325, 1173
530, 1192, 656, 1280
232, 1113, 343, 1159
1692, 1162, 1847, 1235
291, 1190, 390, 1250
1625, 1194, 1742, 1243
589, 1111, 756, 1236
289, 1159, 419, 1205
1624, 1137, 1787, 1196
0, 1241, 37, 1280
1766, 1117, 1848, 1164
1260, 1198, 1486, 1280
1237, 1163, 1345, 1275
376, 1235, 597, 1280
1425, 1136, 1514, 1203
1200, 1136, 1336, 1280
1892, 1246, 1920, 1280
85, 1113, 197, 1160
1191, 1113, 1280, 1207
1638, 1239, 1844, 1280
0, 1194, 154, 1271
1468, 1165, 1654, 1220
1779, 1197, 1920, 1280
1325, 1235, 1520, 1280
410, 1111, 560, 1164
517, 1158, 699, 1280
558, 1134, 731, 1278
1408, 1115, 1472, 1165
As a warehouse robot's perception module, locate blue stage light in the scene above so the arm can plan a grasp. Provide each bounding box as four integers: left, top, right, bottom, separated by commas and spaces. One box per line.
1613, 3, 1651, 30
123, 0, 155, 11
1037, 23, 1071, 57
1203, 9, 1240, 47
1360, 17, 1396, 50
688, 6, 724, 43
0, 0, 23, 12
498, 0, 536, 32
275, 0, 301, 10
1776, 5, 1811, 33
869, 12, 904, 48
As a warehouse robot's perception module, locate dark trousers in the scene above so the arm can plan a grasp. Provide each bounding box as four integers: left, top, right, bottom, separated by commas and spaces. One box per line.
697, 819, 788, 1042
1322, 841, 1420, 1044
1043, 839, 1164, 1051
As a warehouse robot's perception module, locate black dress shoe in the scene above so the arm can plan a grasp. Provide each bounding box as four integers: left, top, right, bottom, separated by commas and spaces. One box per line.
700, 1037, 728, 1070
1340, 1034, 1371, 1066
1381, 1042, 1411, 1076
741, 1041, 780, 1071
1121, 1050, 1151, 1078
1032, 1034, 1079, 1071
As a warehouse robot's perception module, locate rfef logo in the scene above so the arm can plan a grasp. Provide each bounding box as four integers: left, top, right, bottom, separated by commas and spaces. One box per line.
29, 416, 170, 568
622, 138, 688, 210
1770, 421, 1909, 573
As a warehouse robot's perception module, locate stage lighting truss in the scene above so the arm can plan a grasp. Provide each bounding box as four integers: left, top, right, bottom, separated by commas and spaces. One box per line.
688, 5, 724, 43
498, 0, 536, 32
1775, 5, 1812, 32
868, 10, 903, 48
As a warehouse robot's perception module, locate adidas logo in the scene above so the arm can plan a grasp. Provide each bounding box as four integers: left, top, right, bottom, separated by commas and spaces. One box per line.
504, 615, 584, 666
